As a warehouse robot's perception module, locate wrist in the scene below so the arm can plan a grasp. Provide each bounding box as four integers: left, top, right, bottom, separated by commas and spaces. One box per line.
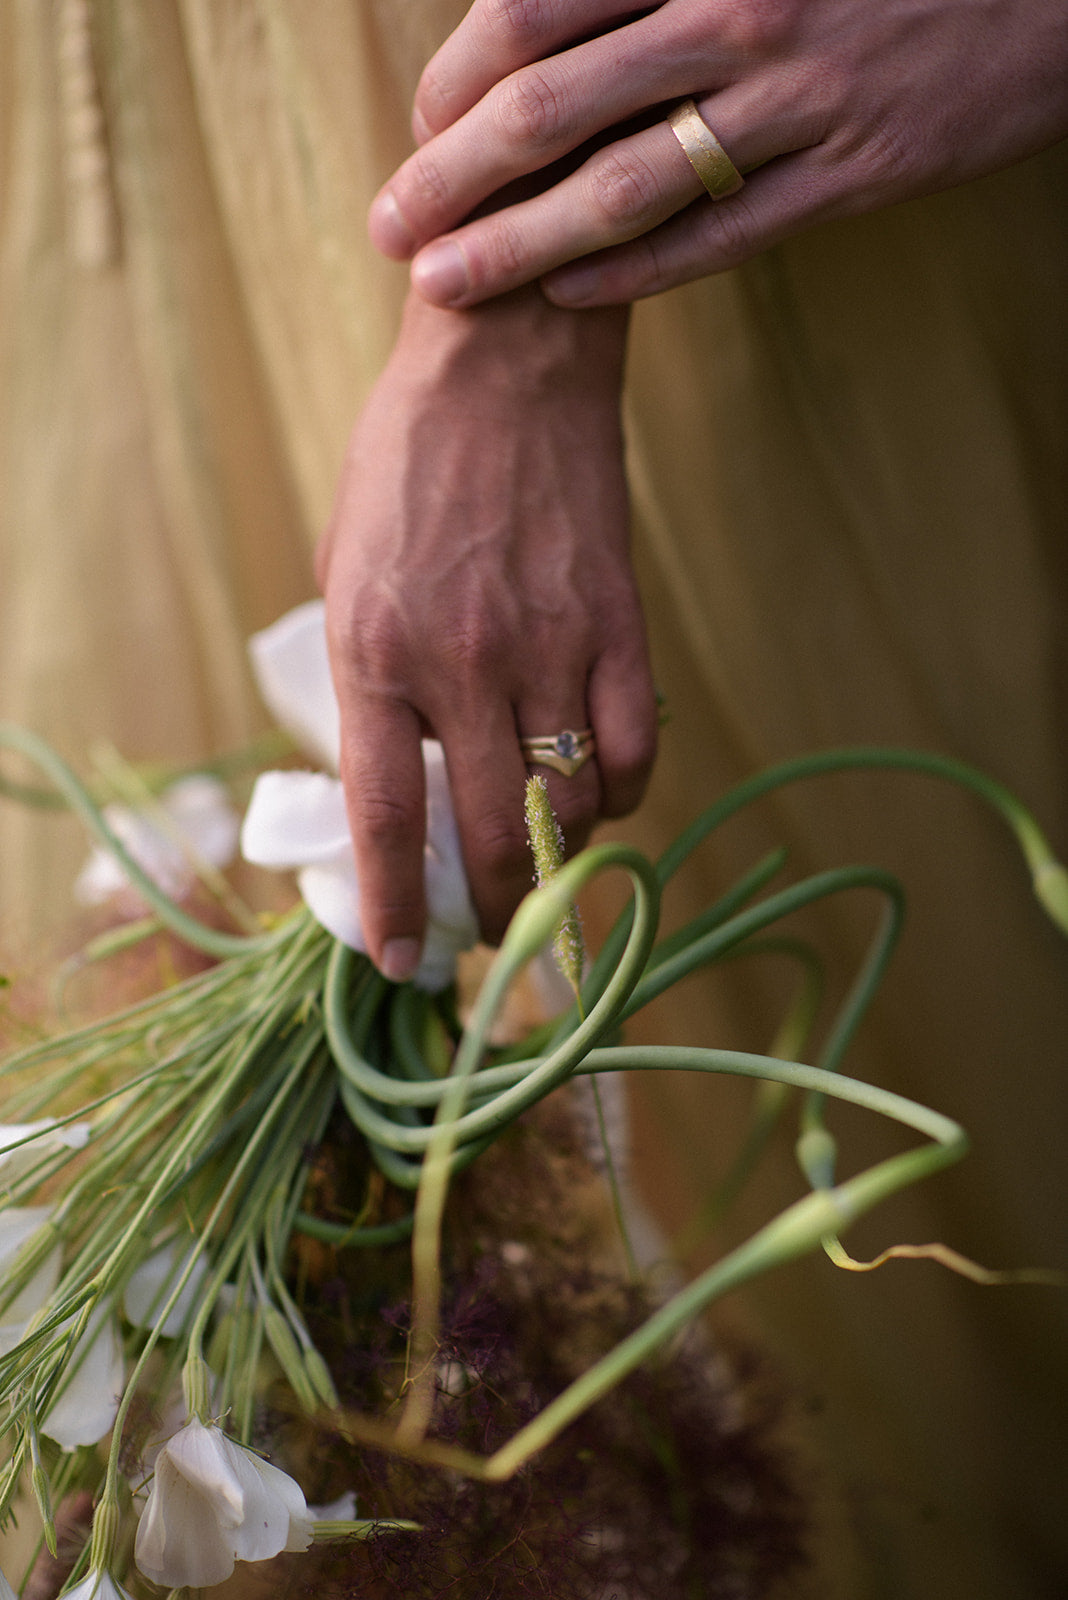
394, 285, 629, 400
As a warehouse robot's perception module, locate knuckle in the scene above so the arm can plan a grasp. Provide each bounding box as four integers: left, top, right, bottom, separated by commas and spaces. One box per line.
436, 594, 512, 681
494, 63, 569, 151
465, 213, 529, 290
330, 598, 409, 687
348, 777, 421, 849
586, 147, 666, 235
851, 117, 923, 199
396, 149, 452, 223
714, 0, 800, 58
469, 809, 531, 880
481, 0, 557, 53
702, 193, 760, 271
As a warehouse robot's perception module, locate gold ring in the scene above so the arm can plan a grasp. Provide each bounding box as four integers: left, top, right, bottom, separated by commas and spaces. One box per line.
667, 98, 744, 200
520, 728, 595, 778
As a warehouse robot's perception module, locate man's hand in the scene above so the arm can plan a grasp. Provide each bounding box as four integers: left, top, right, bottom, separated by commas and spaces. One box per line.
368, 0, 1068, 308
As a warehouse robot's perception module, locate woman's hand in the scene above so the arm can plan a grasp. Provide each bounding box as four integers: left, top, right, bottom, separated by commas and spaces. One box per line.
315, 288, 657, 980
368, 0, 1068, 308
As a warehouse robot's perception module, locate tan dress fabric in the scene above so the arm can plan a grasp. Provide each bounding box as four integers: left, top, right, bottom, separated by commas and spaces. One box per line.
0, 4, 1065, 1597
614, 149, 1068, 1600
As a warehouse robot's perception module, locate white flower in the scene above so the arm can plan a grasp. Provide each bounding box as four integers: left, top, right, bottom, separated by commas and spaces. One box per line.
242, 601, 477, 991
307, 1489, 357, 1521
134, 1416, 314, 1588
123, 1241, 208, 1338
0, 1565, 16, 1600
248, 599, 340, 771
0, 1120, 90, 1190
41, 1305, 124, 1450
75, 775, 240, 906
0, 1206, 122, 1449
59, 1571, 135, 1600
0, 1206, 61, 1325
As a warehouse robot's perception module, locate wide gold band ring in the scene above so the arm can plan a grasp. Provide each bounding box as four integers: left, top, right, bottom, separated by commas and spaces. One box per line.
520, 728, 595, 778
667, 98, 744, 200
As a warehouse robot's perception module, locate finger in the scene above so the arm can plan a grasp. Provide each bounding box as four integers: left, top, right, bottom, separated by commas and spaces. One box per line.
407, 94, 780, 307
586, 637, 659, 820
439, 703, 540, 946
336, 692, 428, 982
371, 12, 736, 258
413, 0, 646, 142
542, 143, 848, 305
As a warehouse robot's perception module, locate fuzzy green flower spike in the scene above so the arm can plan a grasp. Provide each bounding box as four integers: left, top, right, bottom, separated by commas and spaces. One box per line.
524, 775, 586, 998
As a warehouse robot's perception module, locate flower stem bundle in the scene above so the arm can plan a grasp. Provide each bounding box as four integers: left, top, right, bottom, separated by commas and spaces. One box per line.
0, 717, 1064, 1595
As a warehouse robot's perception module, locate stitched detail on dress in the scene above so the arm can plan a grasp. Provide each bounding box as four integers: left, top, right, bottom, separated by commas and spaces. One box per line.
56, 0, 118, 268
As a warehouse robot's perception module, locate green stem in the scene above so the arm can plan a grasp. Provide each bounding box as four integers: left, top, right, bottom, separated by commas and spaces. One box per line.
0, 722, 268, 958
477, 1041, 964, 1481
397, 843, 660, 1444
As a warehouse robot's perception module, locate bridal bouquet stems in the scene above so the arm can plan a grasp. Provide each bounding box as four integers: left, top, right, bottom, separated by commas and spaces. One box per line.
0, 609, 1064, 1596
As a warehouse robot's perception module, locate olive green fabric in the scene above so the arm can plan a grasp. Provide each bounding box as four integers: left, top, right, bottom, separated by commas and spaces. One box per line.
1, 5, 1065, 1595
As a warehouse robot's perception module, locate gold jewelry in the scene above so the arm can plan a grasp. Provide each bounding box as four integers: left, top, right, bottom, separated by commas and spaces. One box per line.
520, 728, 595, 778
667, 98, 744, 200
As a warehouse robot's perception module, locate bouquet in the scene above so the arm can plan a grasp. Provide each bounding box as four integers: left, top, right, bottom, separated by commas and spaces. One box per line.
0, 603, 1063, 1599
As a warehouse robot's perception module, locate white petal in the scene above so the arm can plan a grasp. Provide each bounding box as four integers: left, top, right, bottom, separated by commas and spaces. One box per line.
74, 778, 238, 906
123, 1243, 208, 1338
134, 1420, 312, 1587
424, 852, 478, 941
296, 861, 366, 951
423, 743, 478, 940
307, 1490, 357, 1521
0, 1207, 62, 1324
61, 1571, 135, 1600
163, 1418, 246, 1524
413, 928, 462, 993
75, 804, 181, 903
240, 771, 351, 868
225, 1444, 313, 1560
0, 1568, 15, 1600
135, 1446, 239, 1588
248, 600, 340, 771
42, 1307, 124, 1449
0, 1120, 90, 1187
161, 776, 241, 868
239, 664, 477, 985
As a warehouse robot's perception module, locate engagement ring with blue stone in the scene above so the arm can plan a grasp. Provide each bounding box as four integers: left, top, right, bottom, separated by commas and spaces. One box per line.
519, 727, 595, 777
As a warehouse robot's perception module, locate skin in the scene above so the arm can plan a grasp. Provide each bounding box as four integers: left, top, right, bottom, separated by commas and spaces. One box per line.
316, 287, 657, 977
367, 0, 1068, 307
324, 0, 1067, 975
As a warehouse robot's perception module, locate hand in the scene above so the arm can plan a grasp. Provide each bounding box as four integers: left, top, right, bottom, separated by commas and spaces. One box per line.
315, 288, 657, 979
368, 0, 1068, 308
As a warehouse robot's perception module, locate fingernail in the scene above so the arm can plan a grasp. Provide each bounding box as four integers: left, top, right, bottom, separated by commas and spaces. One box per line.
380, 936, 422, 984
543, 262, 602, 307
412, 240, 468, 306
369, 190, 416, 258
